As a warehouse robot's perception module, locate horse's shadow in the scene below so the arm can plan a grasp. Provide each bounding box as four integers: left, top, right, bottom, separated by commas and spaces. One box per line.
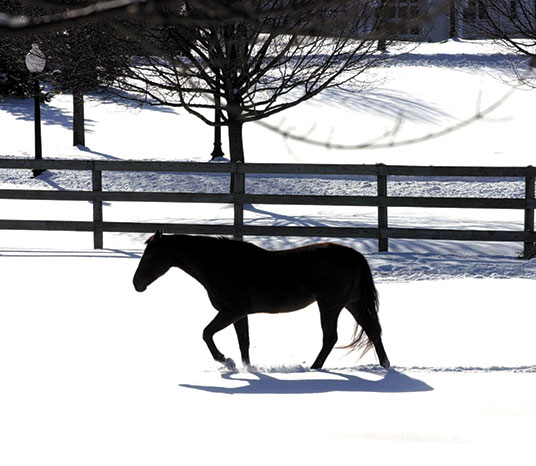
180, 368, 433, 395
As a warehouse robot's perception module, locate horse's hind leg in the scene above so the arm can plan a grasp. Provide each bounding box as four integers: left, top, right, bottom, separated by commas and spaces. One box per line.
347, 302, 390, 369
233, 316, 250, 366
311, 303, 342, 370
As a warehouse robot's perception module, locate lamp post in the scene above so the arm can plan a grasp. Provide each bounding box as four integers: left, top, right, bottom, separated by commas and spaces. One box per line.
25, 43, 46, 177
211, 92, 225, 160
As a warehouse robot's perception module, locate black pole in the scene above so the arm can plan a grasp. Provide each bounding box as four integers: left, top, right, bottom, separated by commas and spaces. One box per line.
32, 78, 45, 178
211, 93, 224, 159
73, 88, 85, 147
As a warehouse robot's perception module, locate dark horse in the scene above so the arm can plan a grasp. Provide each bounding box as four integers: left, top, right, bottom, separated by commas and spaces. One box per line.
133, 231, 390, 370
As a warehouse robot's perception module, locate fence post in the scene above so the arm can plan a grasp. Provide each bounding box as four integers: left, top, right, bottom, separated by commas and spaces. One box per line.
377, 166, 388, 252
524, 170, 535, 258
232, 163, 245, 241
92, 165, 103, 249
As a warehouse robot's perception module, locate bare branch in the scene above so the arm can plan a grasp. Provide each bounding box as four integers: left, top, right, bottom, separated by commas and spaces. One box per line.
0, 0, 179, 34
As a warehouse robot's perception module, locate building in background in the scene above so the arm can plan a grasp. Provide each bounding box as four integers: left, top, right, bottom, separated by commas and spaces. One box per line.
379, 0, 532, 41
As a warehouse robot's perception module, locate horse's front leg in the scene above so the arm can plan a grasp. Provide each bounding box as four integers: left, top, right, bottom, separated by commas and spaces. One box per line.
203, 311, 239, 369
233, 316, 250, 367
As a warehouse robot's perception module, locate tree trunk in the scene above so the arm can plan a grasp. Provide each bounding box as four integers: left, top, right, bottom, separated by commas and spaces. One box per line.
449, 3, 457, 38
227, 118, 244, 163
73, 89, 85, 147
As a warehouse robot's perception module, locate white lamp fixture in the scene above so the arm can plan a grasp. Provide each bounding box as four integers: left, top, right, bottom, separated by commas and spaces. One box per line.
25, 43, 46, 73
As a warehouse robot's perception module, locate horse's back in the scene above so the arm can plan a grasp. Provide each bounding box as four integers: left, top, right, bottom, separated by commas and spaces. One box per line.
275, 242, 364, 273
243, 242, 365, 312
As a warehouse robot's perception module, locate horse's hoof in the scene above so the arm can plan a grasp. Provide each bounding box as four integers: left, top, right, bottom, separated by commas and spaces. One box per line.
244, 364, 258, 373
223, 358, 236, 370
381, 358, 391, 370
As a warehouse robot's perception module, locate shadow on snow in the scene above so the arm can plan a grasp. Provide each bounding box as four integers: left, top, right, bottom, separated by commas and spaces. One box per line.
180, 368, 433, 395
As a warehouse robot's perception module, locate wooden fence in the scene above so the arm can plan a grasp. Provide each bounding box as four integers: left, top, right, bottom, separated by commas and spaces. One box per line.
0, 158, 535, 255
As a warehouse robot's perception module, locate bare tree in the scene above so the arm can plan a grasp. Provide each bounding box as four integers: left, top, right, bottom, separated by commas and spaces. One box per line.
114, 1, 390, 163
459, 0, 536, 73
45, 20, 126, 146
3, 0, 481, 156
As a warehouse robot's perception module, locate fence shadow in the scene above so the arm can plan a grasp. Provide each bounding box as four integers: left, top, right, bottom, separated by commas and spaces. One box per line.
0, 248, 139, 259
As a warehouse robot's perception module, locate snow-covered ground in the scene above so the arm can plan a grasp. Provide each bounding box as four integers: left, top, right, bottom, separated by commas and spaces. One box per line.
1, 40, 534, 166
0, 40, 535, 465
1, 254, 534, 466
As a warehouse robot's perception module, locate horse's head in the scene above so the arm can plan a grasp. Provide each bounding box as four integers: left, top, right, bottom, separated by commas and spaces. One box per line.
133, 230, 170, 292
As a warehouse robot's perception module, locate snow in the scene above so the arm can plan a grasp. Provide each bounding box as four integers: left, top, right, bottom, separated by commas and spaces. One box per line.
0, 40, 535, 465
1, 255, 534, 465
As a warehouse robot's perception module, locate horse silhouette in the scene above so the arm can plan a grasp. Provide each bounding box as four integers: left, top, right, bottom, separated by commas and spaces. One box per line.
133, 231, 390, 370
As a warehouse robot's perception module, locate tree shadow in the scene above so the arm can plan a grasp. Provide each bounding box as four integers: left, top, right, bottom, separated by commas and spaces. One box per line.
244, 204, 326, 228
321, 87, 452, 125
75, 145, 122, 160
180, 368, 433, 395
97, 90, 179, 114
34, 170, 67, 190
1, 97, 96, 132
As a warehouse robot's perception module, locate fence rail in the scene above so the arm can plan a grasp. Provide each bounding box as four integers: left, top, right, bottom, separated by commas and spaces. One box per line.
0, 158, 534, 254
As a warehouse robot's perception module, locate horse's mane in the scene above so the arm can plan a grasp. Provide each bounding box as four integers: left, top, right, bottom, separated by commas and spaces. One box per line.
145, 233, 265, 254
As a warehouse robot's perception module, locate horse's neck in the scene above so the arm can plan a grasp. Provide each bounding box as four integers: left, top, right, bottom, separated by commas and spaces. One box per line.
167, 236, 222, 286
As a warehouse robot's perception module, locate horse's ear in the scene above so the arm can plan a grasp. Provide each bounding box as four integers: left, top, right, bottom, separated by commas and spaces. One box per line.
145, 230, 163, 245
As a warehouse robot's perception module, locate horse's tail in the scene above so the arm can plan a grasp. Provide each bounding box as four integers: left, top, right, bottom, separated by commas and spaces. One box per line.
342, 253, 380, 356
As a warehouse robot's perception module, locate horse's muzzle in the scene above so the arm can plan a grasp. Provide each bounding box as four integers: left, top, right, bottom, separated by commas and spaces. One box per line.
133, 280, 147, 293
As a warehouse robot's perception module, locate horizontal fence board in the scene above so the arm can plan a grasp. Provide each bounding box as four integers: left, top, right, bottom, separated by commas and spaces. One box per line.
0, 189, 94, 201
379, 196, 532, 209
0, 159, 96, 171
0, 219, 236, 236
1, 219, 535, 243
101, 222, 237, 235
240, 194, 532, 209
240, 226, 536, 241
0, 219, 95, 232
375, 165, 536, 177
1, 158, 534, 177
237, 164, 536, 177
383, 228, 536, 242
1, 190, 533, 210
0, 190, 235, 203
93, 160, 235, 173
237, 225, 380, 238
0, 159, 235, 173
102, 192, 234, 203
